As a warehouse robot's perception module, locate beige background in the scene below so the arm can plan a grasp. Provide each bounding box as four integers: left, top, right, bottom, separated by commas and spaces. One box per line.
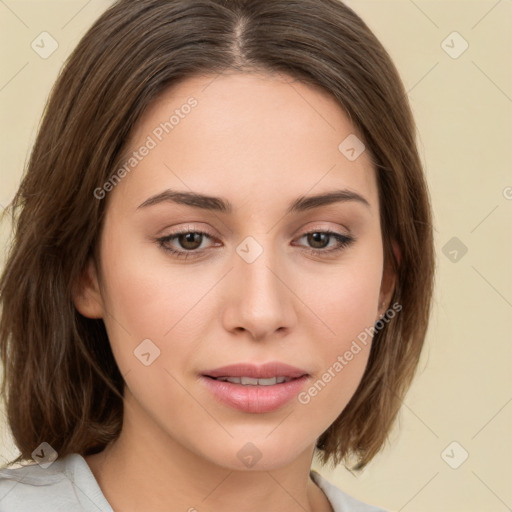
1, 1, 511, 511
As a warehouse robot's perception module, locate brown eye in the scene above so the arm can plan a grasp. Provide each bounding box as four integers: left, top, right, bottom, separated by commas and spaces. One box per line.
177, 232, 203, 250
156, 229, 217, 259
307, 232, 330, 249
294, 230, 355, 256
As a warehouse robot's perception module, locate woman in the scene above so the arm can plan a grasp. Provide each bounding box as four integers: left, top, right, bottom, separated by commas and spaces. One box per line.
0, 0, 435, 510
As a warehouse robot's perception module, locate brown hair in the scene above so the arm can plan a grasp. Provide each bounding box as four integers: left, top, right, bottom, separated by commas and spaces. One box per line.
0, 0, 435, 470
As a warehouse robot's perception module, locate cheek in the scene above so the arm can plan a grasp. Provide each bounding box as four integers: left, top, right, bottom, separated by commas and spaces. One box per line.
294, 254, 383, 423
99, 225, 205, 331
97, 228, 226, 383
295, 280, 377, 434
298, 252, 383, 348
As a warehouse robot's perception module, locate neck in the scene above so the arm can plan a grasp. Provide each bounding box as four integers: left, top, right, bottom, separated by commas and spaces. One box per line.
85, 393, 333, 512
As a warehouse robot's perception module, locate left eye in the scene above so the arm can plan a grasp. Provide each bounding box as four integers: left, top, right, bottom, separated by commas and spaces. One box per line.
296, 231, 352, 251
156, 230, 217, 259
166, 231, 209, 251
156, 229, 355, 259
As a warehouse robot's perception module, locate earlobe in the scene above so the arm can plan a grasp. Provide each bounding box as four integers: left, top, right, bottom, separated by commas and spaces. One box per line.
71, 257, 104, 319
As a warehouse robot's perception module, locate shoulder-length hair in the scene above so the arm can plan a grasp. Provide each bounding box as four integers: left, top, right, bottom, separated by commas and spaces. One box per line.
0, 0, 435, 470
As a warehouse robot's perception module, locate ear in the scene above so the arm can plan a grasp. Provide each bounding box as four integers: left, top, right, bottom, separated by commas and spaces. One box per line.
377, 240, 401, 320
72, 256, 104, 319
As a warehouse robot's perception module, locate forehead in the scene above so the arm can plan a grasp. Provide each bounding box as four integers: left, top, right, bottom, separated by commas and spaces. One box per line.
113, 71, 378, 214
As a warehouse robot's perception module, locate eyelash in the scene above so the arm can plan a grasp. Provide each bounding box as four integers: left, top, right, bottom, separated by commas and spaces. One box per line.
156, 227, 355, 260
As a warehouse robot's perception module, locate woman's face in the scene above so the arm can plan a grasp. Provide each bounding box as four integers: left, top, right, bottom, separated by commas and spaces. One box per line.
76, 71, 394, 471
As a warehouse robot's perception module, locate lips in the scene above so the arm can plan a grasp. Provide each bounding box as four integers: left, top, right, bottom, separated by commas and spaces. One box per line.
200, 362, 310, 413
203, 362, 308, 380
214, 376, 292, 385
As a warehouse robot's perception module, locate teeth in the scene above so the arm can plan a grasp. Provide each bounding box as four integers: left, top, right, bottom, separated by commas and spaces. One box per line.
217, 376, 292, 386
224, 377, 241, 384
241, 376, 259, 385
256, 377, 277, 386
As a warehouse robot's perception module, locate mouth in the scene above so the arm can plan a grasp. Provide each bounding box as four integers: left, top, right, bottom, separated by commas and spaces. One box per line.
203, 362, 308, 380
208, 376, 297, 385
200, 362, 310, 413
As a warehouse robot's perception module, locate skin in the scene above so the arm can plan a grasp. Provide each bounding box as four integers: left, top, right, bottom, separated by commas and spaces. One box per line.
74, 71, 396, 512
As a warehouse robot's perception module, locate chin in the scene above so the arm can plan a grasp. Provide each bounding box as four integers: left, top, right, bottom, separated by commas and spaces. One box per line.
189, 430, 315, 472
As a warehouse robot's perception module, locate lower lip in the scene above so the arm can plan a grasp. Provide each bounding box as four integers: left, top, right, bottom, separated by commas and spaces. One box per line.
200, 376, 309, 413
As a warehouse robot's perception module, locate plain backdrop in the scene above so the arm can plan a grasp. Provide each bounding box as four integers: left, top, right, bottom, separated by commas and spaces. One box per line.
1, 1, 511, 511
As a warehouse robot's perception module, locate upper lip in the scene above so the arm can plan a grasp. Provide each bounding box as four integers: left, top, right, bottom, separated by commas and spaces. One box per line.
203, 362, 309, 379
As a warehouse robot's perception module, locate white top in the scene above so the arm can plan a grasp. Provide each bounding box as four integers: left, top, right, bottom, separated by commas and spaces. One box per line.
0, 453, 388, 511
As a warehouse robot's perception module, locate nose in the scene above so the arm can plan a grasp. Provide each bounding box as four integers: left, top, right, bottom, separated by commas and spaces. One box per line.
221, 239, 297, 341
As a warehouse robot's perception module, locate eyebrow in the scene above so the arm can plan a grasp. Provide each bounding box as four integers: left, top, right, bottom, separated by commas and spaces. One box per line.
137, 188, 370, 214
